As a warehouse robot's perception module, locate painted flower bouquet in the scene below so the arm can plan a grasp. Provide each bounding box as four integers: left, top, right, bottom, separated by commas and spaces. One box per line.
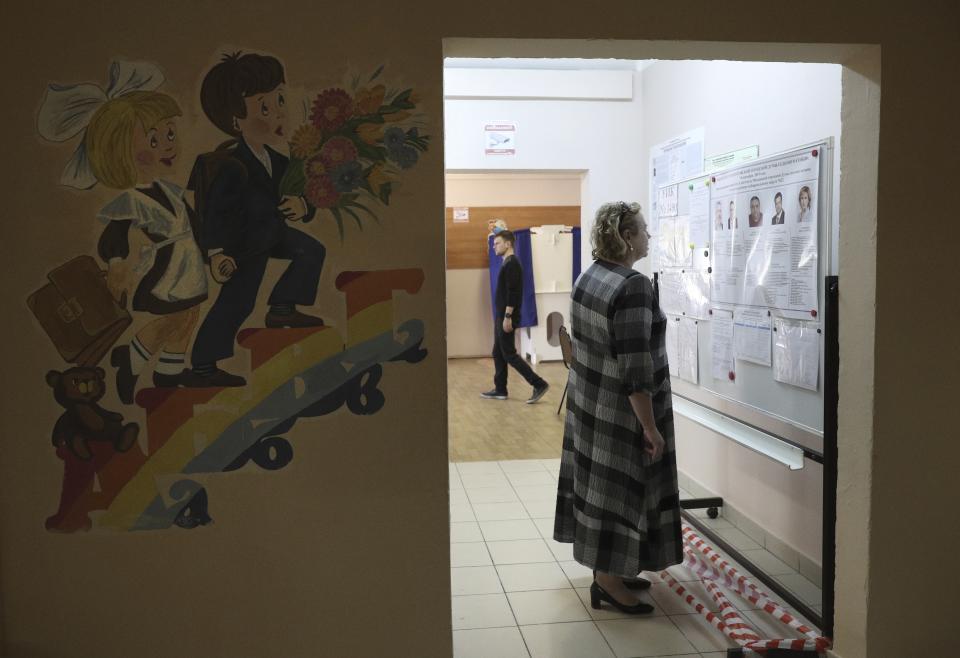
280, 66, 430, 237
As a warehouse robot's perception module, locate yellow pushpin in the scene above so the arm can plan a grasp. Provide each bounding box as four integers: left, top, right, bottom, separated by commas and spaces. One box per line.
689, 243, 696, 250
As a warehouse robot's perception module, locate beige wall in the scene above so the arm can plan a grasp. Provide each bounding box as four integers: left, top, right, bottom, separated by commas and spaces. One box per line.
2, 2, 959, 658
446, 174, 580, 357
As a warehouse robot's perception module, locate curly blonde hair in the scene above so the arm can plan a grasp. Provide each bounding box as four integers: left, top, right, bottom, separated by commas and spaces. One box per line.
591, 201, 644, 262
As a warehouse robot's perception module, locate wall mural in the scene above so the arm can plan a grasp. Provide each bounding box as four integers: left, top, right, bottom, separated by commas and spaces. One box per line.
32, 54, 430, 533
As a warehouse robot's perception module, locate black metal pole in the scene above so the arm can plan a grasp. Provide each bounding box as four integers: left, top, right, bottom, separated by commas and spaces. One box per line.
822, 275, 839, 640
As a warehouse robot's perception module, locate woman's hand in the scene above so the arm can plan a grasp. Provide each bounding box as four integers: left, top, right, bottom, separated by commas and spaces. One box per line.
502, 316, 514, 333
642, 427, 665, 462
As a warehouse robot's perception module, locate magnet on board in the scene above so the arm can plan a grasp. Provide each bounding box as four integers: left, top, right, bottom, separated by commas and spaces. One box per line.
811, 309, 818, 318
812, 149, 819, 157
728, 371, 736, 381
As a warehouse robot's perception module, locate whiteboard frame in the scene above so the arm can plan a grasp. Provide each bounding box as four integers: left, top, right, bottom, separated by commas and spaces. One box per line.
661, 138, 834, 453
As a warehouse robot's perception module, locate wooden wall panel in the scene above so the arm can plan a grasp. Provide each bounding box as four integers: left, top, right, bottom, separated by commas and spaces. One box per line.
446, 206, 580, 269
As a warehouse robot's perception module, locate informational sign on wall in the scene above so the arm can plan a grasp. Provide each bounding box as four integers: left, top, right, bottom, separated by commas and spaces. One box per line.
649, 127, 704, 235
484, 122, 517, 155
704, 145, 759, 174
453, 207, 470, 222
711, 150, 820, 314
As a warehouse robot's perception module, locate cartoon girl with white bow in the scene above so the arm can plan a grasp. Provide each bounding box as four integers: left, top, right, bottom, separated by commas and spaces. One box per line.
38, 61, 208, 404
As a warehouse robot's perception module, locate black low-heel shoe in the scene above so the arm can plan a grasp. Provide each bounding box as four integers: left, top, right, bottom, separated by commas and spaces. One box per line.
589, 582, 655, 614
593, 570, 652, 590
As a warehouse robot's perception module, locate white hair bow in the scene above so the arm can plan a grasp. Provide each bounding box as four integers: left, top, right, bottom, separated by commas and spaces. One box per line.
37, 60, 165, 189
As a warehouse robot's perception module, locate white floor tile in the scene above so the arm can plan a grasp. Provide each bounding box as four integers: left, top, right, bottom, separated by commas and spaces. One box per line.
713, 526, 763, 551
507, 589, 592, 625
487, 539, 556, 565
774, 573, 823, 607
452, 566, 504, 596
520, 621, 616, 658
533, 517, 555, 539
513, 485, 558, 502
452, 593, 517, 630
449, 489, 470, 506
451, 504, 477, 523
595, 617, 698, 657
453, 626, 530, 658
451, 542, 493, 568
467, 486, 521, 504
522, 499, 557, 519
537, 458, 561, 470
473, 502, 530, 521
670, 612, 741, 652
499, 459, 549, 473
479, 519, 541, 542
457, 461, 504, 476
451, 521, 484, 543
739, 548, 797, 576
559, 560, 594, 588
497, 562, 572, 592
507, 470, 557, 487
461, 472, 512, 488
575, 587, 664, 620
545, 538, 575, 562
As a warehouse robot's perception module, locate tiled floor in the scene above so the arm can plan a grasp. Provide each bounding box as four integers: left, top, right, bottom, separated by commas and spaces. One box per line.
450, 459, 822, 658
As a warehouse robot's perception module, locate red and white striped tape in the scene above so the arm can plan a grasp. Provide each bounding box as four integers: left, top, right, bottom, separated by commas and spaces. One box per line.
656, 523, 832, 655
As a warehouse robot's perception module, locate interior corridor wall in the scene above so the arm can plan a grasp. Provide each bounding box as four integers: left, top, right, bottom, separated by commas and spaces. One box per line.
640, 61, 843, 562
444, 68, 645, 271
446, 175, 580, 357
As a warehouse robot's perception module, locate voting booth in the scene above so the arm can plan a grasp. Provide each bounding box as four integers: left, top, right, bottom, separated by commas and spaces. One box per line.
520, 225, 575, 364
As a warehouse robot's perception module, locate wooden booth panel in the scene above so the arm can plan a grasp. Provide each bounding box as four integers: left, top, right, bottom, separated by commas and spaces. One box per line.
445, 206, 580, 269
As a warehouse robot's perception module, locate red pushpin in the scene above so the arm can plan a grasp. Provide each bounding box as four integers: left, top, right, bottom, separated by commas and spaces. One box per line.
812, 149, 819, 157
728, 371, 736, 381
811, 309, 818, 318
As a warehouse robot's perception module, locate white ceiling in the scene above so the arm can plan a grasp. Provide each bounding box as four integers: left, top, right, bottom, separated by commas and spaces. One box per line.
443, 57, 656, 71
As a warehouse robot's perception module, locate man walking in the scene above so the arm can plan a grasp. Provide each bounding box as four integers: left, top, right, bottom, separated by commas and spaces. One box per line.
482, 230, 550, 403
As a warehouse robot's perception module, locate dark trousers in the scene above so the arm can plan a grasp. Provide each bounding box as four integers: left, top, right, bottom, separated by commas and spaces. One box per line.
493, 319, 545, 393
192, 226, 325, 365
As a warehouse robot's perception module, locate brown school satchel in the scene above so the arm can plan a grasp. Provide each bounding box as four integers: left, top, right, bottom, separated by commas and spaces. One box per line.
27, 255, 132, 366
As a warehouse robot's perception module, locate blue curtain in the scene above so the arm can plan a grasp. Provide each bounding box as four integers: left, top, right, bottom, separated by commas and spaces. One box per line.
488, 229, 538, 328
571, 227, 582, 284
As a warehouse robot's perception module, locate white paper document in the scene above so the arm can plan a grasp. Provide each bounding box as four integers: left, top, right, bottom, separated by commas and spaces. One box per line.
657, 217, 692, 268
710, 309, 735, 382
734, 307, 772, 366
665, 315, 680, 377
679, 317, 699, 384
710, 149, 821, 313
773, 318, 820, 391
687, 184, 711, 247
658, 271, 684, 316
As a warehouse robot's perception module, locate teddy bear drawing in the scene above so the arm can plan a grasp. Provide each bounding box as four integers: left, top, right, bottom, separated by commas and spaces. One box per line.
47, 367, 139, 460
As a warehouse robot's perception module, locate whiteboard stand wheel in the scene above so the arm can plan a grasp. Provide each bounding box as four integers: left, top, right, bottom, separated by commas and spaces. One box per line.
707, 507, 719, 519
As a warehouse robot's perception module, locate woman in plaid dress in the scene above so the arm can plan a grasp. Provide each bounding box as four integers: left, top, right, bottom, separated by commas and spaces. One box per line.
554, 202, 682, 614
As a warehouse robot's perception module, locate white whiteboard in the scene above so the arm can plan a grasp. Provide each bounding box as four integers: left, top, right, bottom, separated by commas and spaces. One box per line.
656, 140, 834, 443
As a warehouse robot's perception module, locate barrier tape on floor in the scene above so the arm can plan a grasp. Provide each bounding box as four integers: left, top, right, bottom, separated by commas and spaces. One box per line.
683, 525, 831, 652
656, 523, 832, 655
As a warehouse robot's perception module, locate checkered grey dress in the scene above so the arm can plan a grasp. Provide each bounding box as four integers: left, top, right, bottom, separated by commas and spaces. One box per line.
554, 260, 683, 577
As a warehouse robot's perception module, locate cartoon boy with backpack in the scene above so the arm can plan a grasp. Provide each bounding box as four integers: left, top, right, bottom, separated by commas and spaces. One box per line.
187, 51, 326, 387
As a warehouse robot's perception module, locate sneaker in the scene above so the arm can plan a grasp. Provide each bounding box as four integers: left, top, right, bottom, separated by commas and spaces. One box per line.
480, 389, 508, 400
181, 368, 247, 388
526, 382, 550, 404
265, 309, 325, 328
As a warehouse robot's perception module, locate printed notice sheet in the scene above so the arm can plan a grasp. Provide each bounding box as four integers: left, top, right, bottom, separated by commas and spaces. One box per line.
649, 127, 704, 235
679, 317, 699, 384
710, 149, 820, 313
773, 318, 820, 391
734, 307, 772, 366
710, 309, 735, 382
665, 315, 680, 377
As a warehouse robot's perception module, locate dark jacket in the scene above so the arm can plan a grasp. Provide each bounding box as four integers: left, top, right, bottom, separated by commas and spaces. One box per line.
495, 255, 523, 316
189, 139, 315, 260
